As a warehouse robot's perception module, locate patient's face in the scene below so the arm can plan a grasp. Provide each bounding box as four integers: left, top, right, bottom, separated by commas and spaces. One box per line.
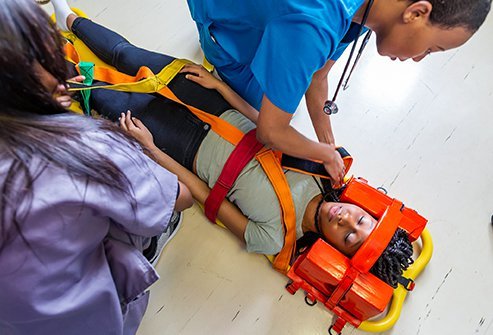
319, 202, 377, 256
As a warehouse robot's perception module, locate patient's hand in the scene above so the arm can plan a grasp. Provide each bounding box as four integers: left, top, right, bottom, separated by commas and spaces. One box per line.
119, 110, 155, 150
54, 75, 85, 108
180, 63, 222, 90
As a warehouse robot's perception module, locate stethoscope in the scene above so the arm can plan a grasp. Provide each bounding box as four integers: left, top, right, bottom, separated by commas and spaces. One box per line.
323, 0, 374, 115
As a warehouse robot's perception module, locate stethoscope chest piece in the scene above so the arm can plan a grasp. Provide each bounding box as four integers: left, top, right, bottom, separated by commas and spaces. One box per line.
323, 100, 339, 115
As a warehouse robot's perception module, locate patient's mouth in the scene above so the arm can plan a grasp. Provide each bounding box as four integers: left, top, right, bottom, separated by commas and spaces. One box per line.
329, 205, 341, 222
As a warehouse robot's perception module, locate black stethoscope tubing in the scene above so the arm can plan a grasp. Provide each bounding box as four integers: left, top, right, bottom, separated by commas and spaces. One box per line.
323, 0, 374, 115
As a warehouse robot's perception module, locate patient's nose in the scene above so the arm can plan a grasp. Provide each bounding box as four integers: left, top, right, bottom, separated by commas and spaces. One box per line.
338, 213, 352, 227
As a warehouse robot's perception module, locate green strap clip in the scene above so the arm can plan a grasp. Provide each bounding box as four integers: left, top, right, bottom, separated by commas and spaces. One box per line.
78, 61, 94, 115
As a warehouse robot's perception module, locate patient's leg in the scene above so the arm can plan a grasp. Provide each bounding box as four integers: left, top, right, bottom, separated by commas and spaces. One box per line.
70, 17, 174, 75
91, 89, 209, 171
69, 17, 231, 116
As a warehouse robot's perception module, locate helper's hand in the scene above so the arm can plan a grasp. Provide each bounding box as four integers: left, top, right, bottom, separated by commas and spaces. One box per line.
54, 75, 85, 108
323, 147, 345, 188
119, 110, 155, 150
180, 63, 222, 90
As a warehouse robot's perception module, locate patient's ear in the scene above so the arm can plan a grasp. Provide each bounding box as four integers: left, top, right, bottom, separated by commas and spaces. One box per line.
402, 0, 432, 24
296, 231, 319, 254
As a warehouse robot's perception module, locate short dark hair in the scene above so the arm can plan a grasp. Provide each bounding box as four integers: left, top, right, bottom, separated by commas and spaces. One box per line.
370, 228, 414, 288
412, 0, 492, 32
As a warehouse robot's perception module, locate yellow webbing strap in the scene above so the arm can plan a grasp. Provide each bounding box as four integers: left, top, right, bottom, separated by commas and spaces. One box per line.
256, 148, 297, 273
202, 57, 214, 72
65, 42, 189, 93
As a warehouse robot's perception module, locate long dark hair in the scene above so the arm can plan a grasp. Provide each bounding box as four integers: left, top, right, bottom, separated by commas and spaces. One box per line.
0, 0, 137, 251
414, 0, 492, 32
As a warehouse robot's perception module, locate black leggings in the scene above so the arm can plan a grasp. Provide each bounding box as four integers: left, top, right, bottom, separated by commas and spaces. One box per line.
71, 17, 232, 170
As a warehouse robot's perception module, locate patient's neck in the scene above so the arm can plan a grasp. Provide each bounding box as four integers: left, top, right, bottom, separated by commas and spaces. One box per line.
302, 194, 323, 234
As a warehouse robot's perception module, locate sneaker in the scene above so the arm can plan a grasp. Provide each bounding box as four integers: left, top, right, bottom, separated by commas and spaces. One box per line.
145, 211, 183, 265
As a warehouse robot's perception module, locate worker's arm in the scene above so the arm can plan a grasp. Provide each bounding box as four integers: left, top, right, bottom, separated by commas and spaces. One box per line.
181, 64, 259, 124
305, 59, 337, 145
174, 181, 194, 212
120, 111, 248, 243
256, 96, 344, 187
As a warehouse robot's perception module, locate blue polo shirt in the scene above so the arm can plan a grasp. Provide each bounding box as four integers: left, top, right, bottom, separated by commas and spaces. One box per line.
187, 0, 365, 113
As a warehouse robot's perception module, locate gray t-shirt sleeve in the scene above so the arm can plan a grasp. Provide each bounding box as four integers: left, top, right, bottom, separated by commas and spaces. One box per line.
244, 218, 284, 255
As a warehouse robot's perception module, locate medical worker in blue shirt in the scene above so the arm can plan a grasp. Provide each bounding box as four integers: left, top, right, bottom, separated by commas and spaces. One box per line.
186, 0, 490, 187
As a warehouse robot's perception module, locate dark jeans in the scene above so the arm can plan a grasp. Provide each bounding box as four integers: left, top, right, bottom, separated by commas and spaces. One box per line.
71, 17, 232, 170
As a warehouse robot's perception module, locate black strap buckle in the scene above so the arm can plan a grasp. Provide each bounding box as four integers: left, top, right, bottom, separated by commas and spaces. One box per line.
398, 276, 415, 291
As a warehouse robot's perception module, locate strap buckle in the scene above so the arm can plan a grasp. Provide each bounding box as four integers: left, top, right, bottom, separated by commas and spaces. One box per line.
398, 276, 415, 291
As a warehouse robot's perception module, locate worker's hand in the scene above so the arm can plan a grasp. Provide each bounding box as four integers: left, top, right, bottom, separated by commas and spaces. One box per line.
119, 110, 155, 150
180, 63, 221, 90
323, 148, 345, 188
54, 75, 85, 108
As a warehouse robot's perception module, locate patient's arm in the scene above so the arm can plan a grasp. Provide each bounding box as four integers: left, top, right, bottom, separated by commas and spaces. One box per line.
121, 111, 248, 243
180, 64, 259, 124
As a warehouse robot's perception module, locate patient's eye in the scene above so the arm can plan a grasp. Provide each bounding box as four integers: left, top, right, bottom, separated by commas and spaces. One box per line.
345, 231, 355, 244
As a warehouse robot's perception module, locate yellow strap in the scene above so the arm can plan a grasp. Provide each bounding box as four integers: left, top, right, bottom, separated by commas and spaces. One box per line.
68, 59, 191, 94
202, 57, 214, 72
256, 148, 297, 273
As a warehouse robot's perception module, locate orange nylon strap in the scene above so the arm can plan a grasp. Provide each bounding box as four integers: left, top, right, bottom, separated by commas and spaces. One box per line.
326, 266, 360, 310
87, 64, 157, 87
64, 42, 79, 64
256, 148, 297, 273
157, 86, 244, 145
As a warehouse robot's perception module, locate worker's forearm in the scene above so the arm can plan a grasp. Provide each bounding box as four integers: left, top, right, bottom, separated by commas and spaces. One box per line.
305, 76, 335, 145
258, 124, 336, 164
216, 81, 259, 124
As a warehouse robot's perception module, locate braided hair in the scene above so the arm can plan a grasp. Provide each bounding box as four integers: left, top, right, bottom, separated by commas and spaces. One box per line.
370, 228, 414, 288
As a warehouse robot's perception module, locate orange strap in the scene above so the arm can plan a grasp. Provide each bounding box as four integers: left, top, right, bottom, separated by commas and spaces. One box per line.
157, 86, 244, 145
64, 42, 79, 64
256, 148, 297, 273
87, 64, 156, 87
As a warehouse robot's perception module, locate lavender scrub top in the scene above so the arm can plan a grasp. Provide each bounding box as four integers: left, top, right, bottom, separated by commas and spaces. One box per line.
0, 130, 178, 335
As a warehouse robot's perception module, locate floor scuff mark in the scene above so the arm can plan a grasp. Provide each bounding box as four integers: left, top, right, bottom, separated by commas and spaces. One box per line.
232, 310, 241, 322
155, 305, 165, 315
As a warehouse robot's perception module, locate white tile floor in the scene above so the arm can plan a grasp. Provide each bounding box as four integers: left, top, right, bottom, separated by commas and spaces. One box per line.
46, 1, 493, 334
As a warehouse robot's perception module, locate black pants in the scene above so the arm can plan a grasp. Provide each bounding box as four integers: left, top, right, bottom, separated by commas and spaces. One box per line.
71, 17, 232, 170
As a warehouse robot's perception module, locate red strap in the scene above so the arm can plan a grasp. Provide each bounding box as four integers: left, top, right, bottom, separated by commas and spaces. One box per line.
204, 130, 264, 222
